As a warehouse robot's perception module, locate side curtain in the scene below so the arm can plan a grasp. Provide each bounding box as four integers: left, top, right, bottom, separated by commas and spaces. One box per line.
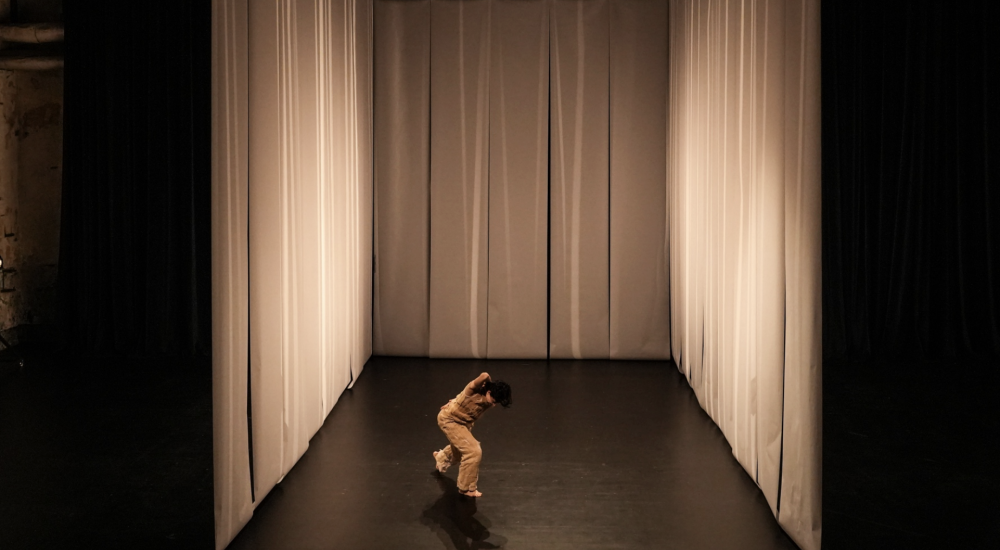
61, 0, 212, 355
373, 0, 672, 360
211, 1, 373, 548
823, 0, 1000, 362
668, 1, 821, 549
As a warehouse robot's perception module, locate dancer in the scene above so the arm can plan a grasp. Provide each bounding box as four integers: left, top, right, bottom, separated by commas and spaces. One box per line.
433, 372, 512, 498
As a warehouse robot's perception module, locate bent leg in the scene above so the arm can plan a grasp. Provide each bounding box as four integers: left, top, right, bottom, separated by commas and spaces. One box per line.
434, 445, 456, 472
439, 421, 482, 493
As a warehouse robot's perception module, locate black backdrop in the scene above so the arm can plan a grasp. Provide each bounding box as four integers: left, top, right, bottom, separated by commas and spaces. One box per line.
823, 0, 1000, 363
59, 1, 212, 356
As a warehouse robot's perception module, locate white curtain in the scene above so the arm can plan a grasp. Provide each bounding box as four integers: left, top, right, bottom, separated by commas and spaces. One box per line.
668, 0, 822, 548
372, 0, 431, 357
488, 0, 550, 359
428, 0, 492, 358
548, 0, 611, 359
211, 1, 373, 548
610, 0, 671, 359
373, 0, 671, 361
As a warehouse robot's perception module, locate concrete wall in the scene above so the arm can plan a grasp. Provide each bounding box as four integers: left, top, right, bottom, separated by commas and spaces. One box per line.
0, 0, 63, 345
0, 69, 62, 340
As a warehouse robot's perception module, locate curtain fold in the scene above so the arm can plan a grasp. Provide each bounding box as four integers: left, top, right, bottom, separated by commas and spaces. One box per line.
487, 0, 549, 359
778, 1, 822, 544
372, 0, 432, 356
547, 0, 610, 360
609, 0, 671, 360
211, 1, 252, 545
212, 1, 373, 548
668, 0, 821, 548
429, 0, 492, 358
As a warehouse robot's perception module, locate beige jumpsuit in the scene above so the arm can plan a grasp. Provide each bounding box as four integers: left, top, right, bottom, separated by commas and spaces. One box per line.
435, 389, 494, 492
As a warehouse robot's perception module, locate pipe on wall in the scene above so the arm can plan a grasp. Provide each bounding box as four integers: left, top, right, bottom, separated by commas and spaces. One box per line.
0, 23, 64, 43
0, 53, 62, 70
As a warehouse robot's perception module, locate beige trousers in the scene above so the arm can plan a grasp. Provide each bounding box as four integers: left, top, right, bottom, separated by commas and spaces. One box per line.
436, 411, 482, 492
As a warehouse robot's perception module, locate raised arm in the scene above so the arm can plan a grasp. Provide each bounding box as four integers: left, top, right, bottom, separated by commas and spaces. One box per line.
464, 372, 491, 396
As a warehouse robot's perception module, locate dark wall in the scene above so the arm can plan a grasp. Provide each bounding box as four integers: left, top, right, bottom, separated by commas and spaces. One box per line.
823, 0, 1000, 363
60, 1, 211, 356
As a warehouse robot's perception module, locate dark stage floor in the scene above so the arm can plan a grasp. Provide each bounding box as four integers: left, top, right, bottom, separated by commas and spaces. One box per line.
3, 349, 996, 549
824, 357, 1000, 549
0, 346, 214, 550
227, 357, 797, 550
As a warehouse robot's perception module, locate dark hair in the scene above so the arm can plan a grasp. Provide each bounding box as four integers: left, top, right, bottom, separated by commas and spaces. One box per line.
484, 380, 512, 408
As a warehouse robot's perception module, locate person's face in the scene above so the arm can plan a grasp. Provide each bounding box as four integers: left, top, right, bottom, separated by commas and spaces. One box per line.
486, 391, 495, 404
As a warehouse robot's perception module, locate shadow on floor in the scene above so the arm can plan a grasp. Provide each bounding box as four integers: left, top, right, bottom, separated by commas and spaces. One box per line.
421, 472, 507, 550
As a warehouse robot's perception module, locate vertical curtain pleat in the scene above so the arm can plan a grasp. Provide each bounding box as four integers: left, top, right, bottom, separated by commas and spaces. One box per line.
213, 1, 373, 548
667, 0, 821, 548
755, 0, 788, 516
372, 0, 432, 356
428, 0, 492, 358
355, 0, 375, 376
609, 0, 670, 360
487, 0, 549, 359
778, 0, 822, 546
549, 0, 610, 359
247, 0, 285, 505
211, 0, 253, 545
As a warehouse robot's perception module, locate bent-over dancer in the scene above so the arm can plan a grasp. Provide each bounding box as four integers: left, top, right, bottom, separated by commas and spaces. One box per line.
433, 372, 512, 497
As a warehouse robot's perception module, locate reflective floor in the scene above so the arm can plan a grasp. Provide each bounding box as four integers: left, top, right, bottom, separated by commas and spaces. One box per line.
228, 357, 798, 550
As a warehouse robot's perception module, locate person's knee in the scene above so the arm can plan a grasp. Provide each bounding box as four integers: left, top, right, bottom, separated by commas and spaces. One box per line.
465, 443, 482, 461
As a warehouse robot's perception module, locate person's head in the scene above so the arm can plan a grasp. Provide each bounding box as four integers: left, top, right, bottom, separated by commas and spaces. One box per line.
484, 380, 512, 408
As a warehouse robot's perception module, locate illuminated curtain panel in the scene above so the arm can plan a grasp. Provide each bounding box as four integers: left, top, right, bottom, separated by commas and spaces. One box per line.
250, 0, 368, 499
211, 0, 253, 545
609, 0, 670, 360
486, 0, 549, 359
213, 1, 372, 548
667, 1, 821, 548
778, 1, 822, 546
549, 0, 610, 359
246, 0, 286, 508
428, 0, 491, 358
372, 0, 431, 356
